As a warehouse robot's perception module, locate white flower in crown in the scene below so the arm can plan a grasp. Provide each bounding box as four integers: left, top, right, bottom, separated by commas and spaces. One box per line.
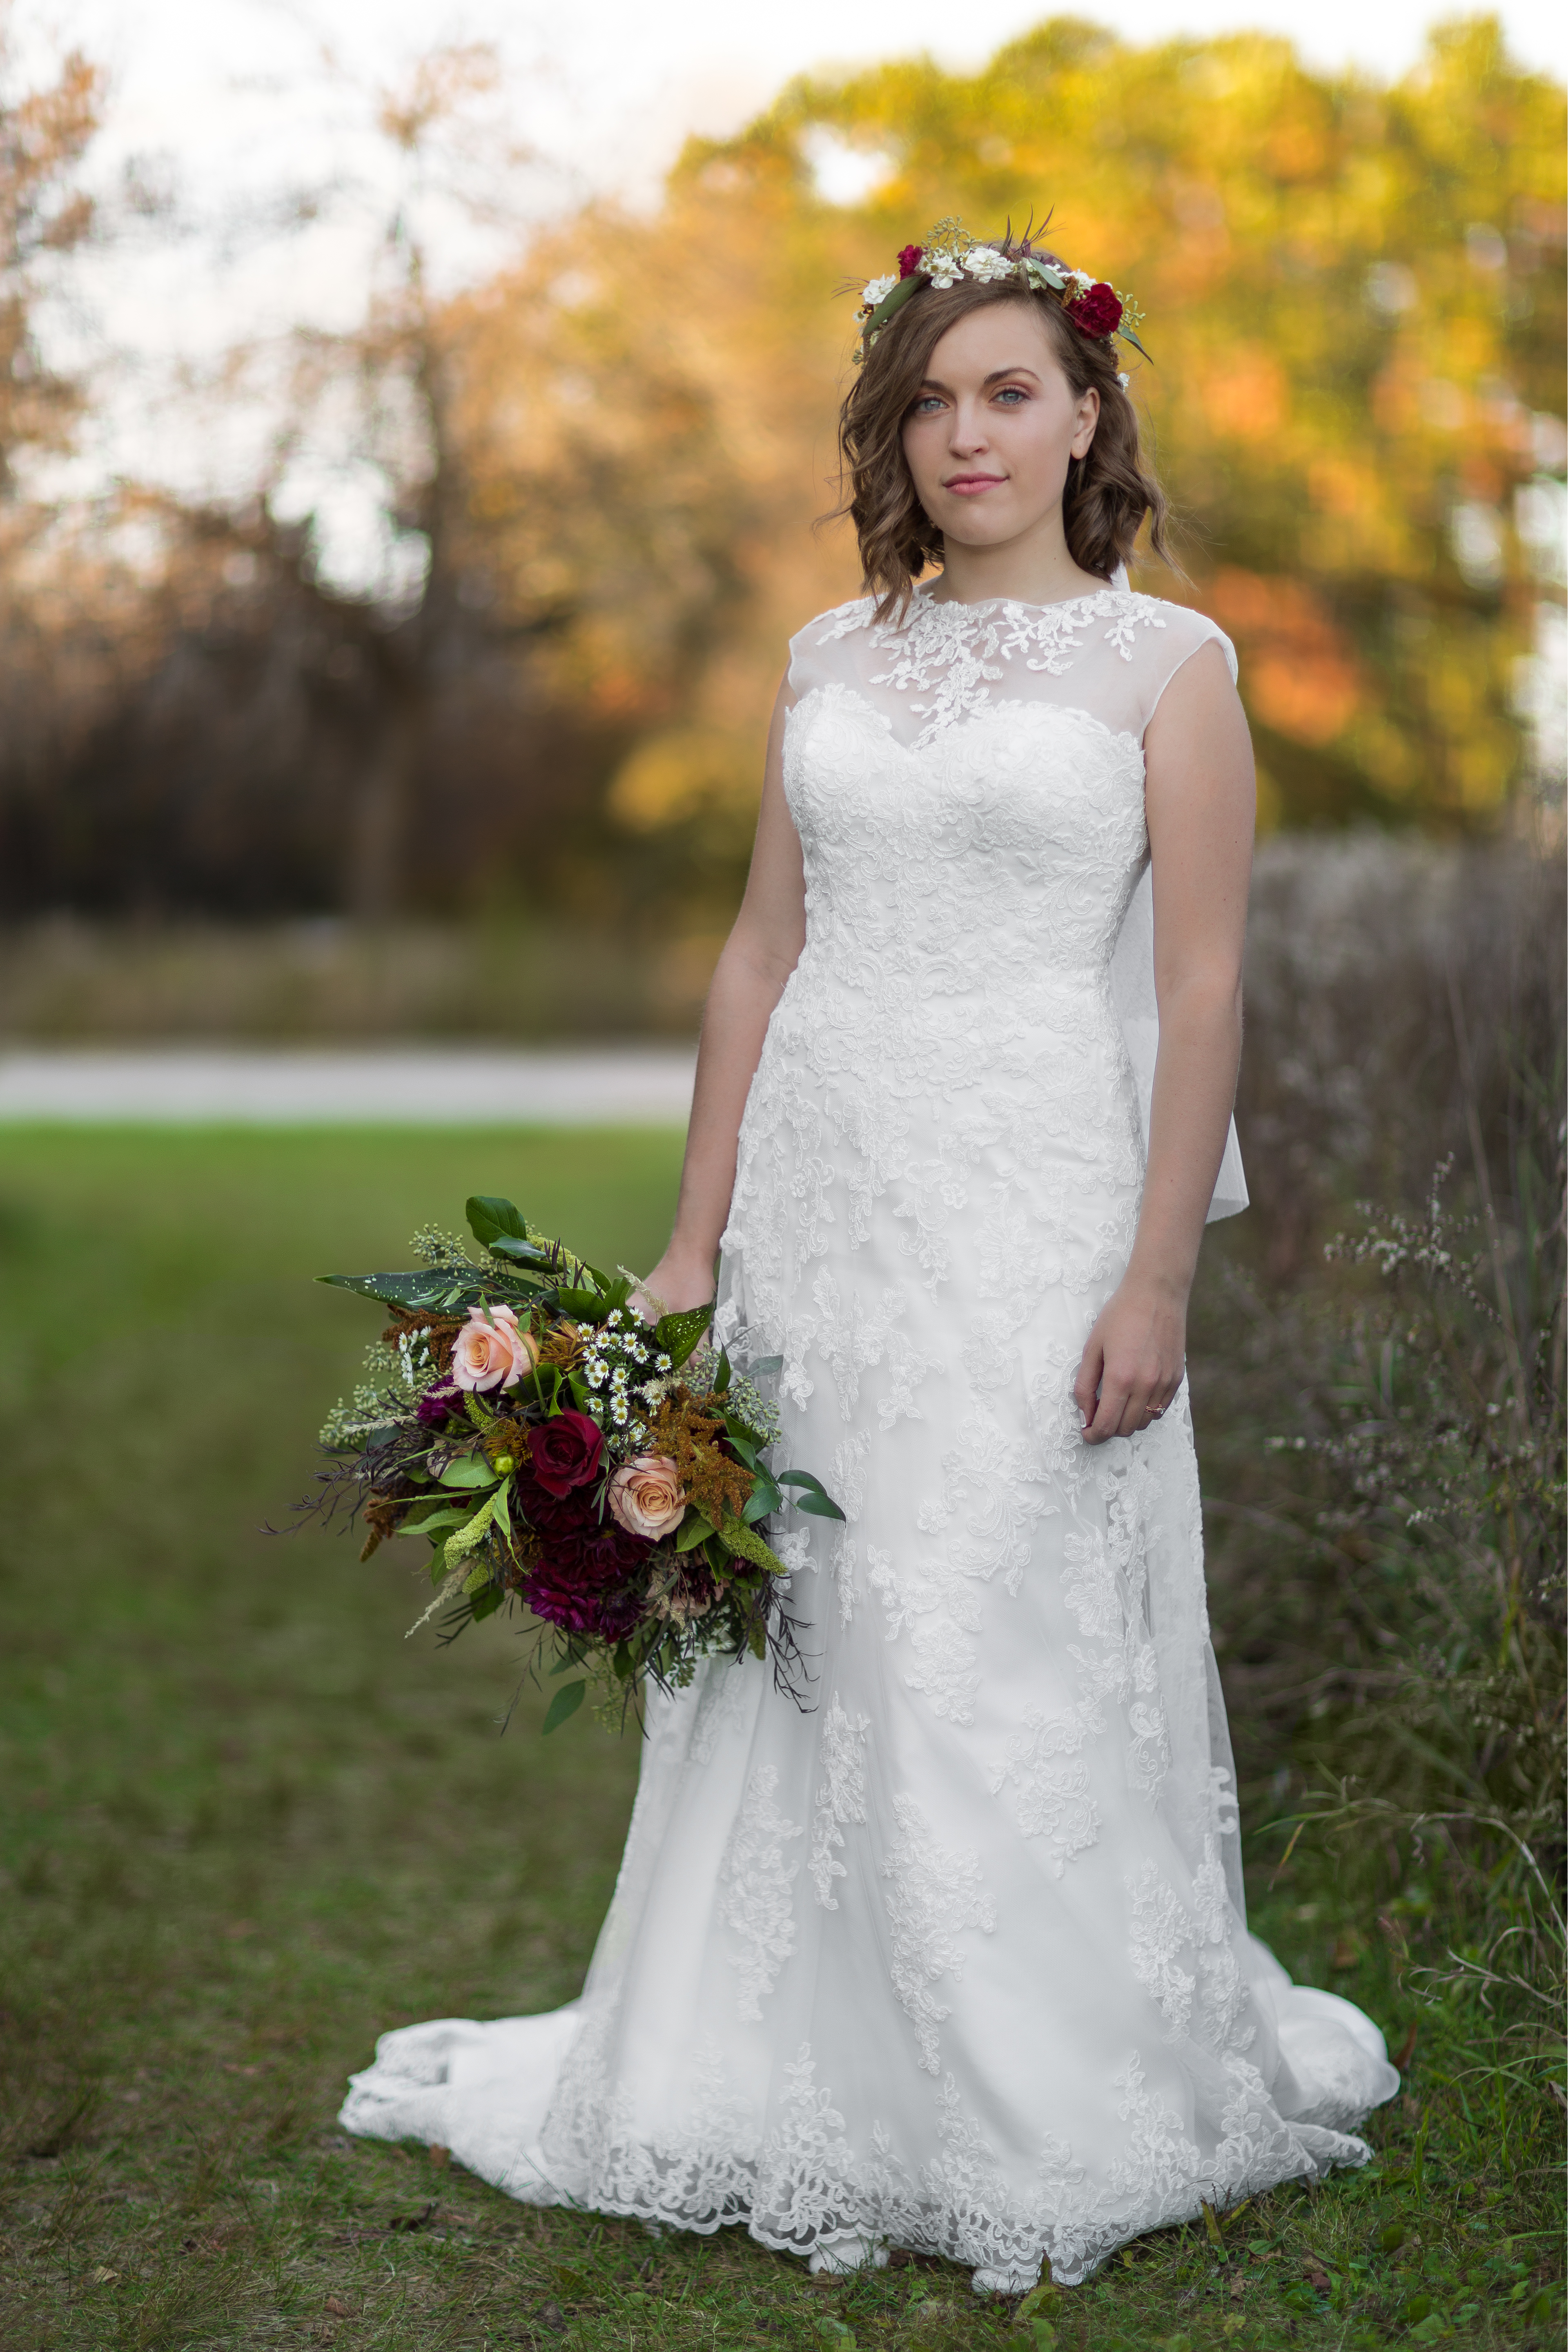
860, 273, 899, 309
1069, 267, 1097, 291
962, 243, 1014, 283
924, 247, 963, 289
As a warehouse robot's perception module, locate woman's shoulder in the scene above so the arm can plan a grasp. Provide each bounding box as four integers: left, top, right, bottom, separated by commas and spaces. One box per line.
1116, 592, 1238, 683
791, 594, 878, 650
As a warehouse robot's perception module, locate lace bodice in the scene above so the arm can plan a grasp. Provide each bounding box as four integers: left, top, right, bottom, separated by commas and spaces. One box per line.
780, 588, 1247, 1223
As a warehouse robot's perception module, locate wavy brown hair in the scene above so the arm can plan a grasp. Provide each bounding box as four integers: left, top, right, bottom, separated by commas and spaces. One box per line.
835, 242, 1172, 618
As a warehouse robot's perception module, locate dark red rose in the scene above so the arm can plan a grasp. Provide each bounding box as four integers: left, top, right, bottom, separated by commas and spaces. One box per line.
527, 1409, 604, 1498
415, 1375, 462, 1427
1064, 281, 1123, 339
897, 244, 923, 279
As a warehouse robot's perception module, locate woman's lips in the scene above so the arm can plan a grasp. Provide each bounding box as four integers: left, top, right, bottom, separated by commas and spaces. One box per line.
942, 474, 1007, 496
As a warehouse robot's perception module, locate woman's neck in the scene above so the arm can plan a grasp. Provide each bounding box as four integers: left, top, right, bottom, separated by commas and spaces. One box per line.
925, 508, 1107, 609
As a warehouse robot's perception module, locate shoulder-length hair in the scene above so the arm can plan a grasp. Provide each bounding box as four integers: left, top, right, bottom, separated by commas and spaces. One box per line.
834, 245, 1172, 619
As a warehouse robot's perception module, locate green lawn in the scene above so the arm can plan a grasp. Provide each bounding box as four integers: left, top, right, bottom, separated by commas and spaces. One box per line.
0, 1130, 1559, 2350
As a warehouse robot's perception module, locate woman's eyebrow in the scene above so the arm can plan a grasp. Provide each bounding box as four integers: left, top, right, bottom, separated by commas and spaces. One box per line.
916, 366, 1045, 394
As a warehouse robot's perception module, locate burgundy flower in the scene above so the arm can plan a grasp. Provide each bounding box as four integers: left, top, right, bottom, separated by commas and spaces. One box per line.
512, 1467, 590, 1539
1064, 281, 1123, 340
415, 1376, 462, 1427
523, 1565, 642, 1641
527, 1409, 604, 1498
896, 244, 923, 279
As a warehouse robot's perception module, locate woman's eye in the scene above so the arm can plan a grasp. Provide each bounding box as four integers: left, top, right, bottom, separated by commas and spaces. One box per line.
994, 386, 1028, 405
912, 395, 945, 415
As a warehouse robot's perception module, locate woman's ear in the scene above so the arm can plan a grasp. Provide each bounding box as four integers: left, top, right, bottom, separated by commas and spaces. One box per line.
1071, 384, 1100, 458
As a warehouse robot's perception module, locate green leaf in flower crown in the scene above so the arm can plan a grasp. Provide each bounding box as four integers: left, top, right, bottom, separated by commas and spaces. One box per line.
1118, 326, 1153, 363
654, 1302, 715, 1369
865, 272, 922, 338
543, 1679, 587, 1734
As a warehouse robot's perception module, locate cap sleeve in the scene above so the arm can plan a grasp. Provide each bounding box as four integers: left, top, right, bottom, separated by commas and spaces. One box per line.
1142, 608, 1239, 729
786, 598, 875, 702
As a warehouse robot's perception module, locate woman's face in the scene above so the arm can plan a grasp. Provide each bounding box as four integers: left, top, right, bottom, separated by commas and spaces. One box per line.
901, 301, 1100, 553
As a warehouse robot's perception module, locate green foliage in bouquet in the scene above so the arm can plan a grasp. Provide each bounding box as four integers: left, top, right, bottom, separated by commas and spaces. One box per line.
301, 1197, 841, 1728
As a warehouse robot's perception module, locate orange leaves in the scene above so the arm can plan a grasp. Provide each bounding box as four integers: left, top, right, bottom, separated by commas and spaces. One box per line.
1204, 570, 1366, 746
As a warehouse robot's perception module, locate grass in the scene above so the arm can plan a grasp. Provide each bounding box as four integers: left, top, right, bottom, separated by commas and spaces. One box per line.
0, 1128, 1561, 2350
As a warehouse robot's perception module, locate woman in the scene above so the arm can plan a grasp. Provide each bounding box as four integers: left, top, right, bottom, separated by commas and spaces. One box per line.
341, 223, 1399, 2292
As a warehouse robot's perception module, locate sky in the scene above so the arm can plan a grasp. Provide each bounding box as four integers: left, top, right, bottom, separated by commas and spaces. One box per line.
22, 0, 1566, 579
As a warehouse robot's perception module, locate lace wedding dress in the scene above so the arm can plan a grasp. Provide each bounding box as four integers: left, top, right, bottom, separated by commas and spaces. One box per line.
340, 586, 1399, 2291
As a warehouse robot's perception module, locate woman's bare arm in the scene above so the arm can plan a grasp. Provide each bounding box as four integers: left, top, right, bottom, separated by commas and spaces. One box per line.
637, 682, 806, 1315
1074, 640, 1255, 1443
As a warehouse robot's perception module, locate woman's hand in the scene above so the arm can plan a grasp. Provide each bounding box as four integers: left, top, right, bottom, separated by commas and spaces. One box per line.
1073, 1276, 1187, 1445
631, 1252, 718, 1326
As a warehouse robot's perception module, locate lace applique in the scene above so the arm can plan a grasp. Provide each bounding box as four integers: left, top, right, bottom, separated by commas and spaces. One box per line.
811, 1270, 944, 1431
809, 1697, 870, 1909
880, 1795, 996, 2072
870, 1410, 1052, 1726
688, 1657, 757, 1768
824, 1430, 870, 1626
1127, 1864, 1198, 2041
816, 590, 1168, 749
988, 1710, 1099, 1875
719, 1766, 804, 2021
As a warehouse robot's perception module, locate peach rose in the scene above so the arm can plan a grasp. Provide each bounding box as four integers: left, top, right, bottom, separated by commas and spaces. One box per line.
450, 1303, 539, 1392
607, 1454, 687, 1541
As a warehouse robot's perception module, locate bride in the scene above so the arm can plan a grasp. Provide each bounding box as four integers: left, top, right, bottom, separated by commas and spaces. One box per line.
340, 222, 1398, 2292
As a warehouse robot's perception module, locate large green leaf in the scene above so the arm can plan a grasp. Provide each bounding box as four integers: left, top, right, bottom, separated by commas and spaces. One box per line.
675, 1511, 716, 1554
318, 1269, 535, 1312
654, 1302, 715, 1369
543, 1679, 587, 1734
395, 1503, 474, 1540
778, 1468, 846, 1522
437, 1454, 501, 1490
742, 1471, 782, 1526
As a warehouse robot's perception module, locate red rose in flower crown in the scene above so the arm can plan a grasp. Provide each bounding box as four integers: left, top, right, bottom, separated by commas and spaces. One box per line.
1064, 281, 1123, 339
896, 244, 923, 278
527, 1410, 604, 1498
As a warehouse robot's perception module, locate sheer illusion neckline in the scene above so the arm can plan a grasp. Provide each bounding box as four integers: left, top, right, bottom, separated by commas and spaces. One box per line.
912, 582, 1136, 620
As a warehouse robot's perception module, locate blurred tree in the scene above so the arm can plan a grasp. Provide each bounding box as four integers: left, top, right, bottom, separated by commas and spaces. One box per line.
0, 16, 101, 490
458, 12, 1561, 870
0, 16, 1561, 937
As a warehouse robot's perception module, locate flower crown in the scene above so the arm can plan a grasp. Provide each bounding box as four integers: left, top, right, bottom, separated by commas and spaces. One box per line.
854, 217, 1147, 368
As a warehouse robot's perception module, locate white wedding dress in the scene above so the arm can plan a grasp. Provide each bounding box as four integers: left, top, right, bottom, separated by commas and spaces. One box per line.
340, 586, 1399, 2290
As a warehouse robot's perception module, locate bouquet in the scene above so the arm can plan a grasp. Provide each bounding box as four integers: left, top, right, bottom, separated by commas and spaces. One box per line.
302, 1194, 841, 1730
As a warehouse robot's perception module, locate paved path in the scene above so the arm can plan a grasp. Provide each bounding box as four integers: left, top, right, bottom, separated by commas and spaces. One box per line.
0, 1047, 697, 1125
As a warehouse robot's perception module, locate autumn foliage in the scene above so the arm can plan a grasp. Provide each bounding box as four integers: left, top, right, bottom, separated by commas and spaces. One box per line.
0, 16, 1561, 938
